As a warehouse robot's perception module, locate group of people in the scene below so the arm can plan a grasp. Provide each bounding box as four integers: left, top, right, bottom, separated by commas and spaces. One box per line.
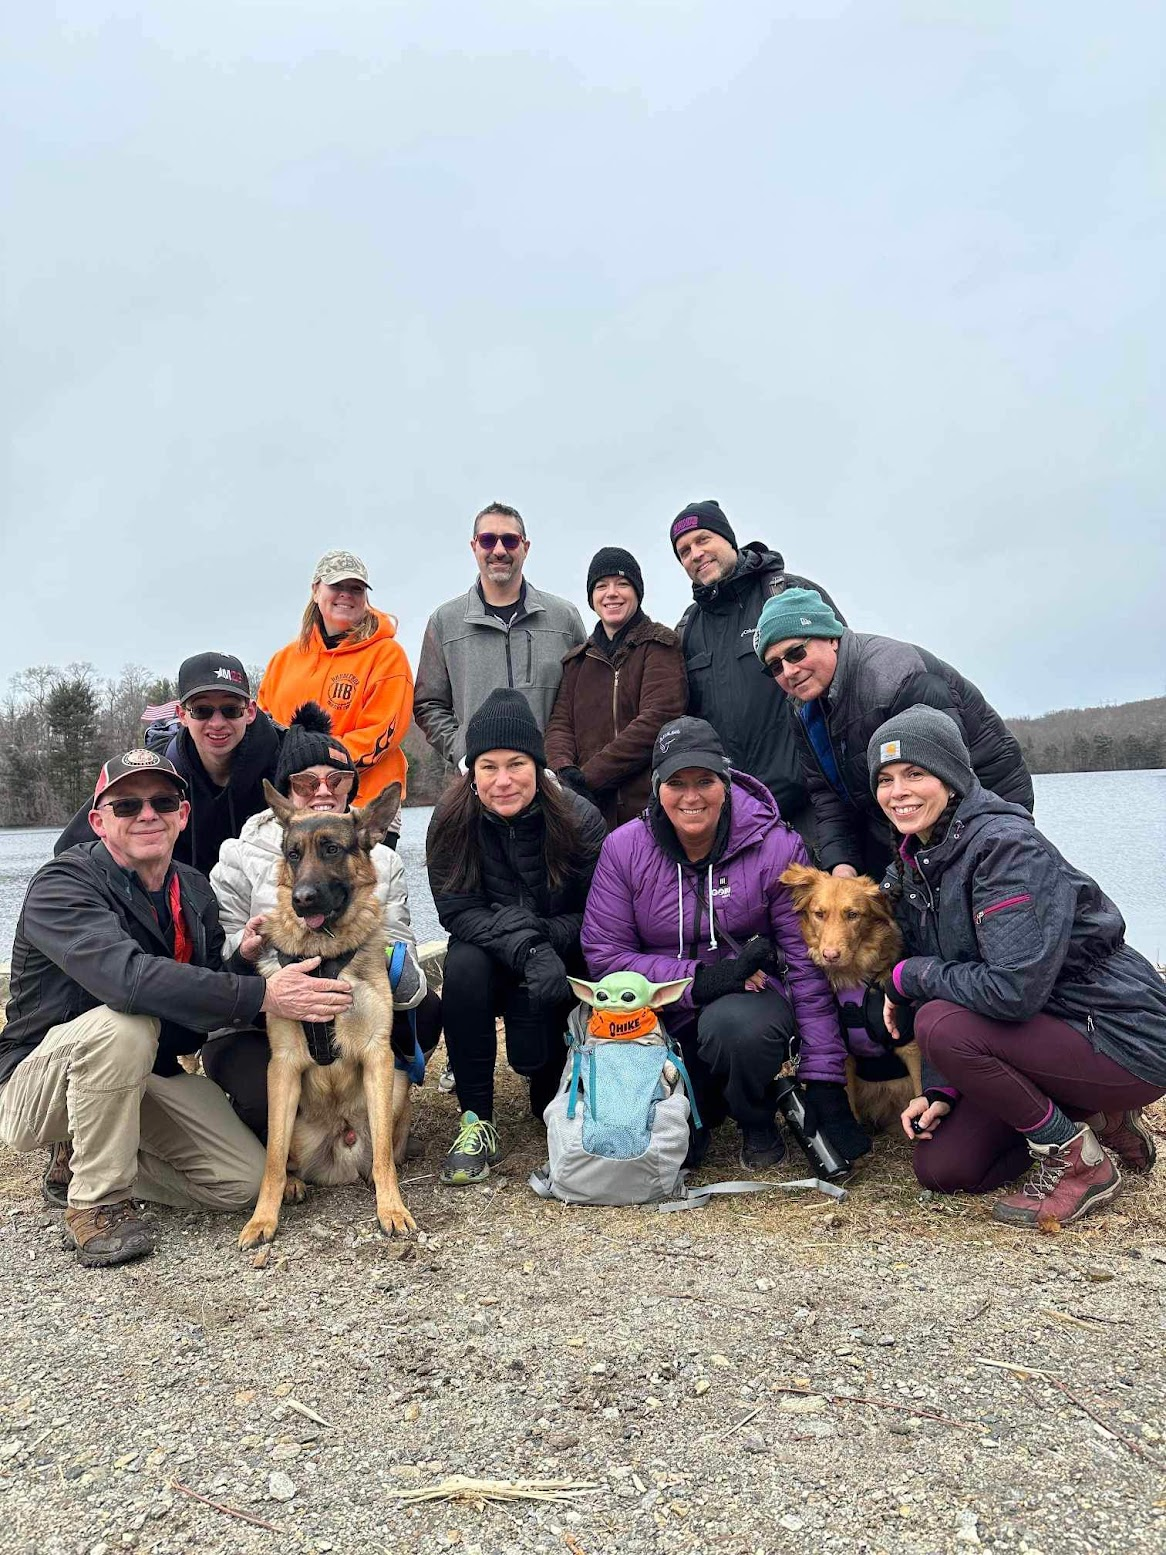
2, 501, 1164, 1267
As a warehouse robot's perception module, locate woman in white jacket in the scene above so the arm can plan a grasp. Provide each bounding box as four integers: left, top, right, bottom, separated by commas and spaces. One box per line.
203, 703, 441, 1139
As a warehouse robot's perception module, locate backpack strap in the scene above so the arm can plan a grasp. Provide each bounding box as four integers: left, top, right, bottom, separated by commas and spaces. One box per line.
565, 1047, 584, 1121
658, 1176, 849, 1213
666, 1049, 703, 1132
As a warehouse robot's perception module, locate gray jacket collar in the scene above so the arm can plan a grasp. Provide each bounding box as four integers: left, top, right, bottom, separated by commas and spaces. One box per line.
463, 580, 548, 629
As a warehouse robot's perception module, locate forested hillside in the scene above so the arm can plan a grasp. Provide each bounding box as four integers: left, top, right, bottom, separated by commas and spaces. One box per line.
1007, 697, 1166, 775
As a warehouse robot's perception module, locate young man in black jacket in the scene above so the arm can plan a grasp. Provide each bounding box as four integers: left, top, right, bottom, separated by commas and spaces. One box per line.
0, 751, 351, 1267
55, 652, 282, 876
671, 500, 843, 845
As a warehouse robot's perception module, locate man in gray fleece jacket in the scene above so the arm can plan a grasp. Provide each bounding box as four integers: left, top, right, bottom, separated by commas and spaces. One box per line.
415, 501, 586, 767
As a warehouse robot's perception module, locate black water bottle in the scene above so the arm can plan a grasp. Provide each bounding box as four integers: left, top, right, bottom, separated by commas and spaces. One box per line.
774, 1077, 852, 1181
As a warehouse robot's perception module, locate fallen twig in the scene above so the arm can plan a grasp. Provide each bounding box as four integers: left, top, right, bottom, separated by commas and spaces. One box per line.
703, 1405, 762, 1443
769, 1386, 978, 1432
285, 1398, 335, 1428
1039, 1308, 1109, 1332
387, 1475, 602, 1506
976, 1357, 1160, 1466
170, 1478, 283, 1532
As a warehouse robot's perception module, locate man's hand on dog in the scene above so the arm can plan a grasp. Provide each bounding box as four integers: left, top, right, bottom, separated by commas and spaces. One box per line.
900, 1095, 950, 1141
262, 958, 354, 1021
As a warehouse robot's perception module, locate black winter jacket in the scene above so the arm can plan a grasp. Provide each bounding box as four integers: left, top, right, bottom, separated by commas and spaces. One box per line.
427, 789, 606, 973
678, 544, 843, 821
795, 631, 1034, 873
55, 712, 283, 877
1, 842, 267, 1085
883, 785, 1166, 1087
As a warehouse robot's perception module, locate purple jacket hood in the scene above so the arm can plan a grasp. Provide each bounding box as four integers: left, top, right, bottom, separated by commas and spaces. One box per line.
581, 769, 845, 1083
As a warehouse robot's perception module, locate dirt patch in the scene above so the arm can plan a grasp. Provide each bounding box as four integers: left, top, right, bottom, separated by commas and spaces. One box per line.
2, 1062, 1165, 1555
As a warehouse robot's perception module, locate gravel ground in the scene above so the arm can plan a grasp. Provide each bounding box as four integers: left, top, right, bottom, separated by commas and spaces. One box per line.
2, 1064, 1165, 1555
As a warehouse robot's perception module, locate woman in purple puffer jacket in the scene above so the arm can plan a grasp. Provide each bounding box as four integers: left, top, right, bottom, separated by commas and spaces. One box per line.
582, 716, 867, 1168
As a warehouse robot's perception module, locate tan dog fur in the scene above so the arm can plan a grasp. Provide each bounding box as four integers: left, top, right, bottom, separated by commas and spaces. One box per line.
779, 863, 922, 1132
238, 781, 414, 1250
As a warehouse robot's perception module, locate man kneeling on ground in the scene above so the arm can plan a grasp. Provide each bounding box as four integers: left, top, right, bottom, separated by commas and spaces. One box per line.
0, 750, 352, 1267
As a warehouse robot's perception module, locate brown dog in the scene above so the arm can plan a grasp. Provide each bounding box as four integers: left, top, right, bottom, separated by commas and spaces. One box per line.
238, 780, 415, 1251
779, 863, 922, 1131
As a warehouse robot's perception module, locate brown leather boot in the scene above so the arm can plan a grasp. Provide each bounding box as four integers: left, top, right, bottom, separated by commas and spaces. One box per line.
42, 1141, 73, 1209
63, 1201, 156, 1267
1091, 1110, 1157, 1174
991, 1126, 1121, 1229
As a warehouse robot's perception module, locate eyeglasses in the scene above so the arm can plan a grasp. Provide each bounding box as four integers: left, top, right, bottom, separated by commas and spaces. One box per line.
184, 702, 248, 720
97, 793, 184, 818
762, 640, 811, 679
287, 770, 355, 798
473, 531, 524, 552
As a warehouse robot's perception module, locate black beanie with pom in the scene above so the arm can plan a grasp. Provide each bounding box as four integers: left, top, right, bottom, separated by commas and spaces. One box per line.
274, 702, 360, 799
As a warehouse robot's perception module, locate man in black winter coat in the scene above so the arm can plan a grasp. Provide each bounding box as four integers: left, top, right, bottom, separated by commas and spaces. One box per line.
55, 652, 282, 877
1, 750, 351, 1268
754, 588, 1034, 878
671, 500, 844, 844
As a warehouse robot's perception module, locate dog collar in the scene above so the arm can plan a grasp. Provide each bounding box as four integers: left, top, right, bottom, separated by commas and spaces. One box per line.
587, 1007, 659, 1042
274, 946, 360, 1066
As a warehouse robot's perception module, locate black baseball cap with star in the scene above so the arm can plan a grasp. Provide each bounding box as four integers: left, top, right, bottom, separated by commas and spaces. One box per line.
177, 652, 251, 704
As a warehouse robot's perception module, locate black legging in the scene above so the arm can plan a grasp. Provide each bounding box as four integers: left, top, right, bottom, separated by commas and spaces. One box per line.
441, 939, 570, 1123
202, 990, 443, 1143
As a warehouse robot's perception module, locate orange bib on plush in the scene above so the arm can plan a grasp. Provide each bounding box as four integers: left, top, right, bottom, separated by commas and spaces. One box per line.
586, 1007, 660, 1042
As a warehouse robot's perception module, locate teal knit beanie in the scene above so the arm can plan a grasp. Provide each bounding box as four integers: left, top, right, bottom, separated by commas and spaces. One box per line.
753, 588, 845, 663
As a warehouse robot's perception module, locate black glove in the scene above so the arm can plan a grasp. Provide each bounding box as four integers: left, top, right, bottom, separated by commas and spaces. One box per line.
490, 905, 545, 969
556, 766, 597, 803
691, 938, 776, 1004
802, 1081, 871, 1162
522, 943, 572, 1013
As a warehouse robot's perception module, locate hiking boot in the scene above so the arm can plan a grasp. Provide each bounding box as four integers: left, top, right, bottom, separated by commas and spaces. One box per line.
991, 1126, 1121, 1229
1091, 1109, 1157, 1174
62, 1201, 156, 1268
440, 1111, 500, 1187
42, 1141, 73, 1209
436, 1065, 457, 1095
739, 1122, 787, 1172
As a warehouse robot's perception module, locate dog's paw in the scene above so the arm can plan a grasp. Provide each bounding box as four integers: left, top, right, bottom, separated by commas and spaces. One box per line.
283, 1176, 307, 1204
238, 1216, 278, 1251
377, 1202, 416, 1239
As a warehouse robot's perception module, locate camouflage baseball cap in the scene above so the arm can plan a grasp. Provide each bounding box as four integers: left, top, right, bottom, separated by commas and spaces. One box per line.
312, 550, 372, 590
93, 749, 188, 806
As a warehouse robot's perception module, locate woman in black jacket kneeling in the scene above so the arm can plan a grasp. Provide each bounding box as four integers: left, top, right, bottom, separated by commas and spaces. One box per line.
426, 689, 605, 1186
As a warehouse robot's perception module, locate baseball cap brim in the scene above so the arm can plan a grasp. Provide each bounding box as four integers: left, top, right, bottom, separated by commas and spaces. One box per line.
180, 682, 251, 704
317, 570, 373, 589
653, 748, 729, 786
93, 769, 189, 806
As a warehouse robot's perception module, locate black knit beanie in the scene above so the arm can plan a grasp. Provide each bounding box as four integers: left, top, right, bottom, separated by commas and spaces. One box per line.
586, 546, 644, 607
867, 706, 975, 798
669, 499, 738, 557
275, 702, 360, 799
464, 688, 546, 770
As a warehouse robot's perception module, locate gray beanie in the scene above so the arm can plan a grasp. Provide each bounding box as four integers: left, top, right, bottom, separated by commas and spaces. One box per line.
867, 706, 975, 797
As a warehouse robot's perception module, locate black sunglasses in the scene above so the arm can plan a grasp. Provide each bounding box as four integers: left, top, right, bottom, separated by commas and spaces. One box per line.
761, 640, 811, 679
474, 531, 524, 552
97, 793, 184, 818
184, 702, 248, 720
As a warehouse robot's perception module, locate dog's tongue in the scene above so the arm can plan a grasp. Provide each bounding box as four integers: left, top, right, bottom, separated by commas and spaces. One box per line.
303, 913, 327, 931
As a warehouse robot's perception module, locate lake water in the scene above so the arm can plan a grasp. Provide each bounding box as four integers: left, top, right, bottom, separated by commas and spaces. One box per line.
2, 772, 1165, 963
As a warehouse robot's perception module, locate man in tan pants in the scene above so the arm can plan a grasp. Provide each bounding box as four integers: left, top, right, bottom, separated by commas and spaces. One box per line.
1, 749, 354, 1266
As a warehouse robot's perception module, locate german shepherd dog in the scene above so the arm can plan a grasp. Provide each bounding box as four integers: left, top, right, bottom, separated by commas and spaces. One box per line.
238, 779, 415, 1250
779, 863, 923, 1132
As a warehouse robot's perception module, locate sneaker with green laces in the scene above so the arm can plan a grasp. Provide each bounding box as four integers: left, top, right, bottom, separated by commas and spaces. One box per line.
441, 1111, 500, 1186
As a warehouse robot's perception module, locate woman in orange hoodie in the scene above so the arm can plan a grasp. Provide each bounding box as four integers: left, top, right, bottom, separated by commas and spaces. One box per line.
259, 551, 414, 842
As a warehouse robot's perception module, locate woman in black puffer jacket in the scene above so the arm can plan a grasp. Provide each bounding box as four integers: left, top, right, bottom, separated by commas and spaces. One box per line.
426, 689, 605, 1186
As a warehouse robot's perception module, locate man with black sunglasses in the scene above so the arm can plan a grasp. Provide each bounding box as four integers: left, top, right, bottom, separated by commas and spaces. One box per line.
55, 651, 282, 876
754, 587, 1033, 877
415, 501, 586, 768
1, 749, 352, 1267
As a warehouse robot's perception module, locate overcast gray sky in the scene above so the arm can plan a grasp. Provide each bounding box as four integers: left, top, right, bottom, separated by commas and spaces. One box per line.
3, 2, 1163, 719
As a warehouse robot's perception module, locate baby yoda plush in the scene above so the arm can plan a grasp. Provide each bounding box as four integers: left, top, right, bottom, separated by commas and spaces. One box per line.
567, 971, 691, 1042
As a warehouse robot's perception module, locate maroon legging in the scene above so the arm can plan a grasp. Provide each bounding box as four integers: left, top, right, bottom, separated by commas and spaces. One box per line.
911, 999, 1163, 1195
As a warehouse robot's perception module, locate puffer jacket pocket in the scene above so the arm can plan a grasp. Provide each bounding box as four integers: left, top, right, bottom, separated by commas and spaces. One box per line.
974, 893, 1042, 963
